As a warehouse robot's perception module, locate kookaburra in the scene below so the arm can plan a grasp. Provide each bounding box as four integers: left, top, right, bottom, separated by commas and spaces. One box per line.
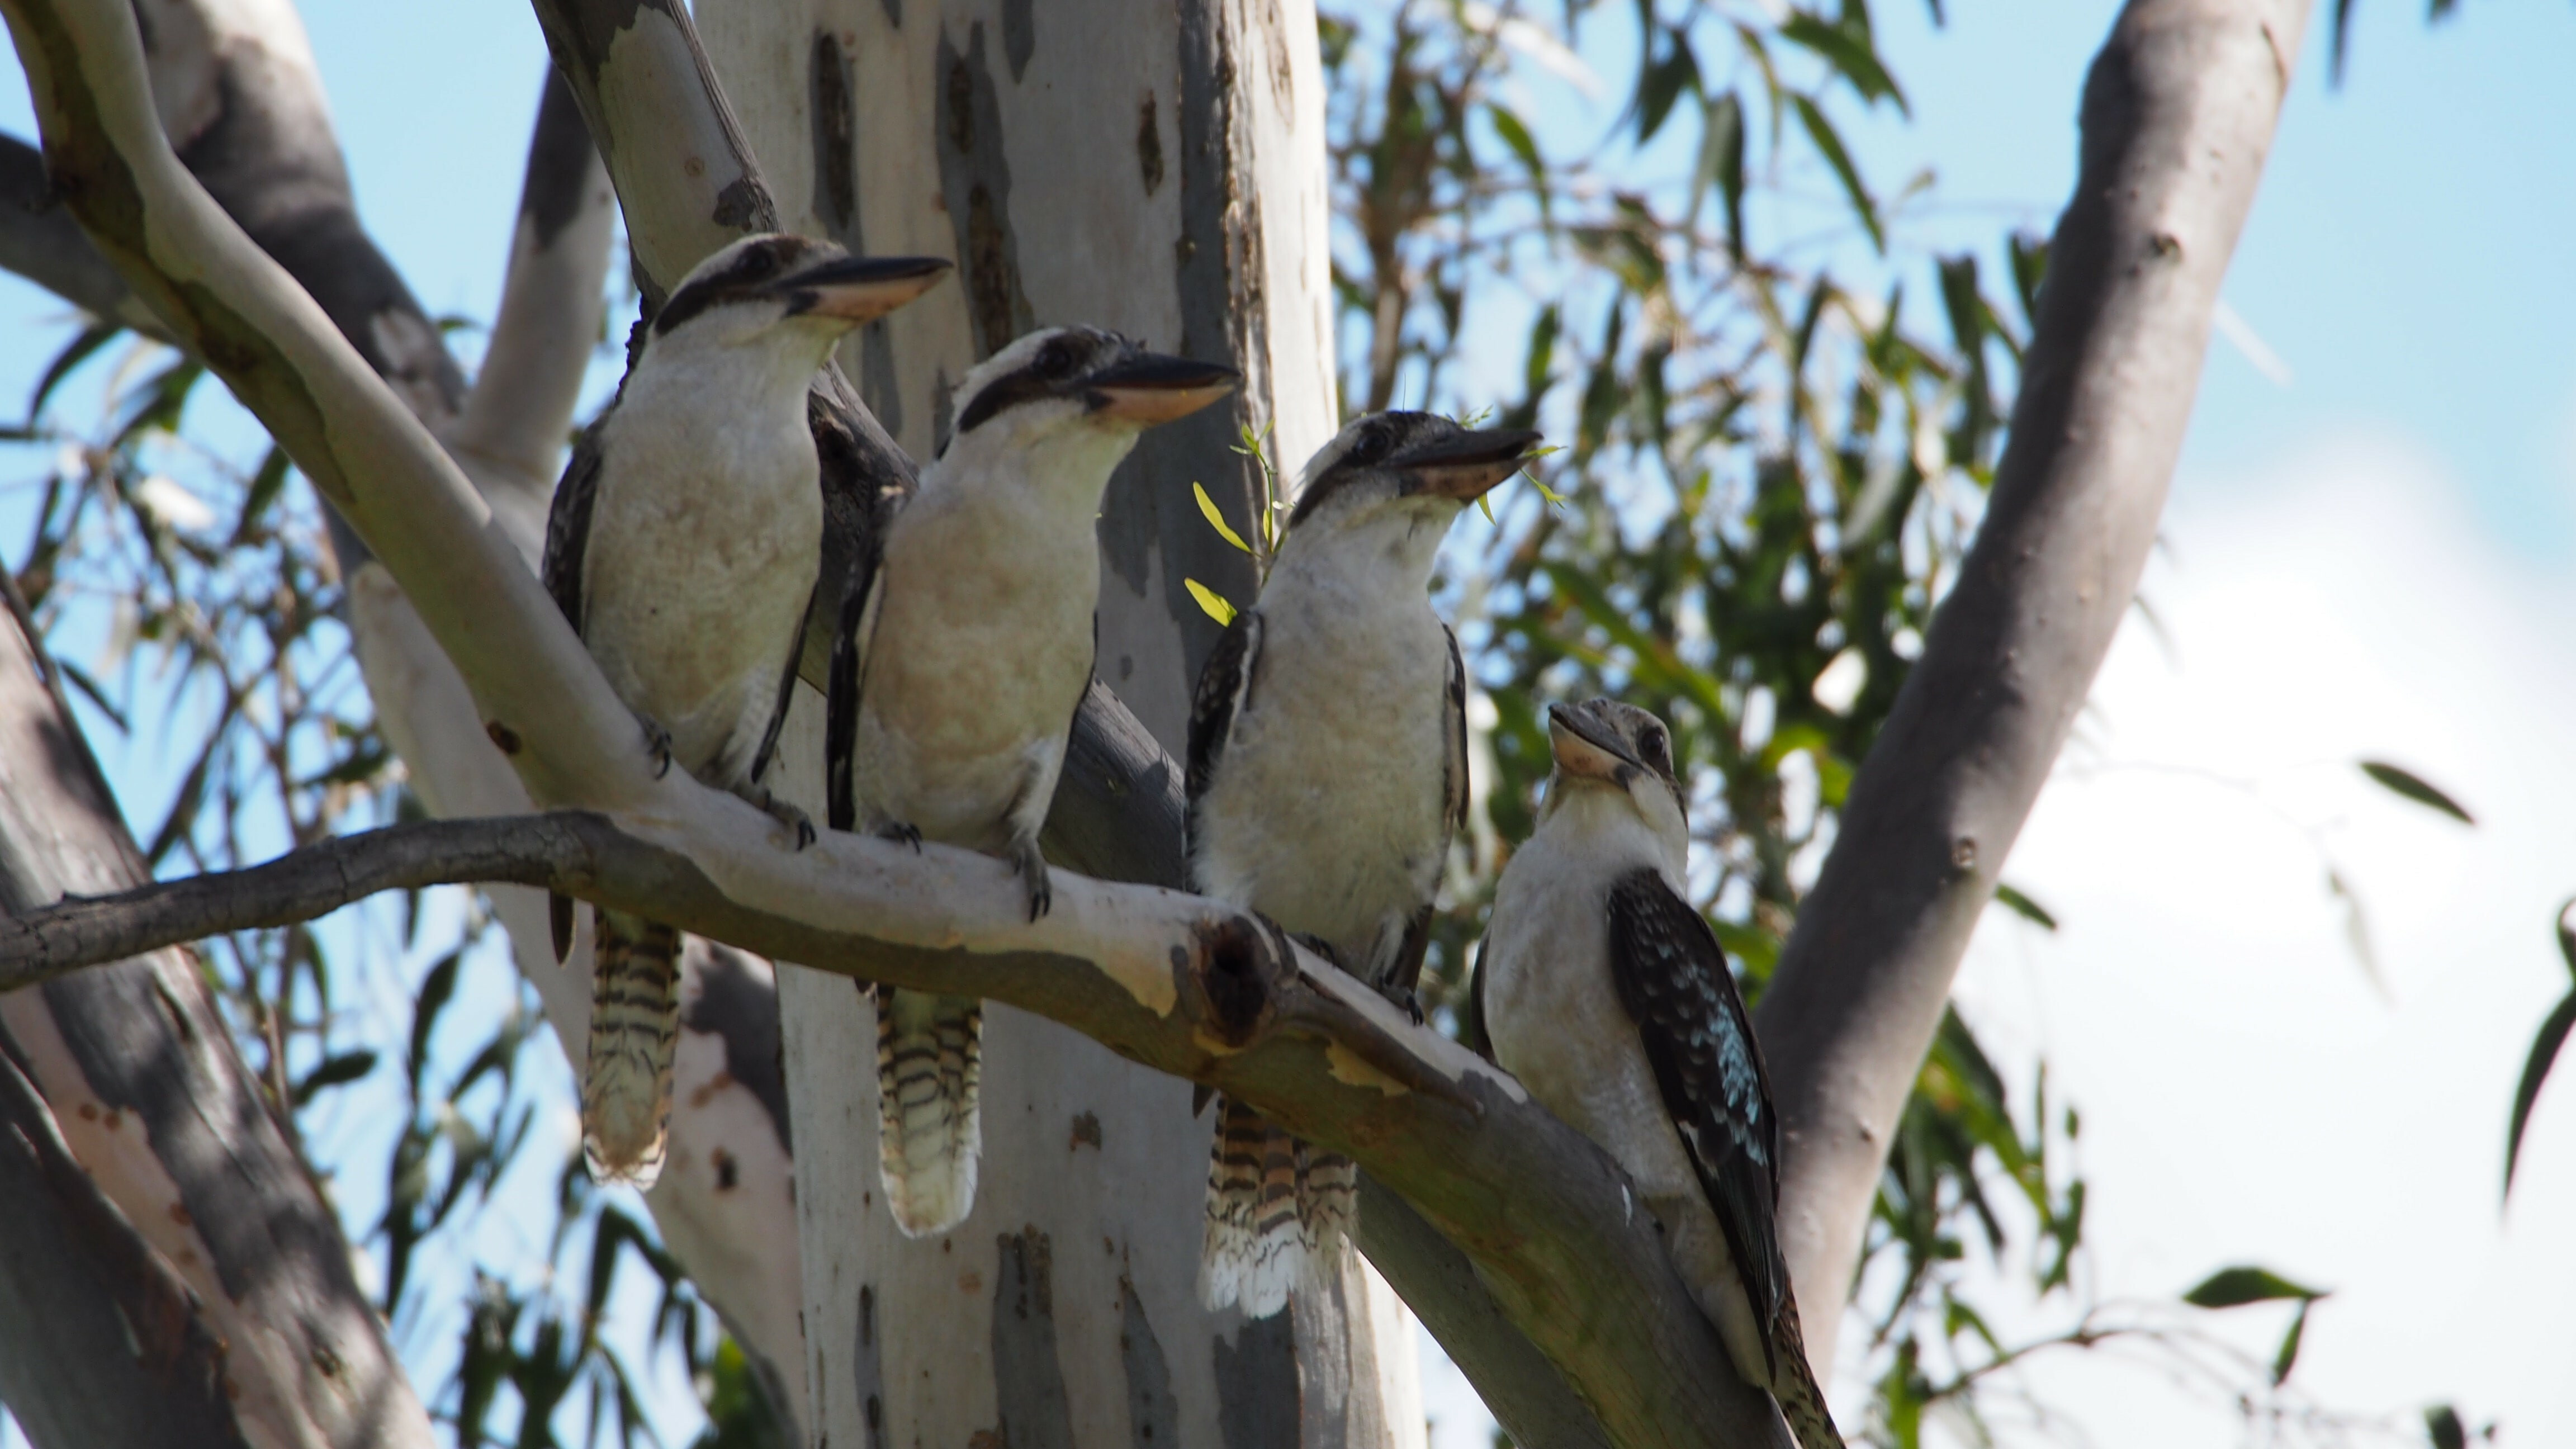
1479, 698, 1844, 1449
541, 233, 948, 1186
828, 325, 1236, 1236
1187, 411, 1540, 1316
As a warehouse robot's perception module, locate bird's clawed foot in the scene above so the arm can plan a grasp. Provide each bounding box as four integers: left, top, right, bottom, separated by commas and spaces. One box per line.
1381, 985, 1427, 1029
875, 819, 924, 853
633, 712, 675, 779
1287, 931, 1346, 972
750, 788, 816, 850
1010, 837, 1052, 922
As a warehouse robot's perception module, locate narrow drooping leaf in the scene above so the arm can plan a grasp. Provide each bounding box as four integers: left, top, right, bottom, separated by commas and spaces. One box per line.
1792, 93, 1882, 252
1780, 11, 1910, 114
2271, 1297, 2312, 1384
2182, 1265, 2326, 1309
2359, 760, 2475, 825
2504, 992, 2575, 1196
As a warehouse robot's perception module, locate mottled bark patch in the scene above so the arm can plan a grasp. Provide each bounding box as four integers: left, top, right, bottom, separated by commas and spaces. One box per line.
1001, 0, 1036, 82
991, 1227, 1075, 1449
682, 940, 790, 1151
809, 30, 860, 245
853, 1282, 887, 1449
1119, 1276, 1179, 1447
1096, 1, 1261, 686
932, 26, 1034, 358
1213, 1309, 1299, 1449
1136, 93, 1165, 196
1069, 1110, 1102, 1150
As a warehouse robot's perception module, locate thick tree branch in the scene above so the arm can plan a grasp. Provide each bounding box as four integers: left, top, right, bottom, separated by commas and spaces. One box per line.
0, 808, 1791, 1449
1754, 0, 2310, 1354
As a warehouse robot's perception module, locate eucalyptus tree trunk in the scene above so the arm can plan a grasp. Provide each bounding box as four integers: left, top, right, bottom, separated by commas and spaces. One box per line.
690, 4, 1417, 1445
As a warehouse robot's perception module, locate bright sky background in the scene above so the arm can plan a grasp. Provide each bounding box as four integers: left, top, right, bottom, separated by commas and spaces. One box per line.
2, 3, 2572, 1447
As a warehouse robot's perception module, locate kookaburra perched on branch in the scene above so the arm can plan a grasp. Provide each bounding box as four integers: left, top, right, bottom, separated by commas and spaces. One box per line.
541, 233, 949, 1186
828, 326, 1236, 1236
1187, 411, 1540, 1316
1479, 698, 1846, 1449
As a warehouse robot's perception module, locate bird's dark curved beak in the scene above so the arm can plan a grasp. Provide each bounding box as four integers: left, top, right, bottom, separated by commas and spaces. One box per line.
778, 254, 953, 324
1084, 352, 1240, 425
1546, 700, 1637, 783
1399, 427, 1544, 501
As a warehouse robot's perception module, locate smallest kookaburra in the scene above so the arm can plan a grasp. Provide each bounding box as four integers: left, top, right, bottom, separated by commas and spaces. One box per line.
543, 233, 948, 1187
1479, 699, 1845, 1449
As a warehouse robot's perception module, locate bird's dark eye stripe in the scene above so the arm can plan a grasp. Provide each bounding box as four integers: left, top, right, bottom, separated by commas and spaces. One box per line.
652, 240, 811, 337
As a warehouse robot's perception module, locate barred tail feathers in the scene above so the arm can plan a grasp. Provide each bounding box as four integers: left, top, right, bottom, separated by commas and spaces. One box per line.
1199, 1096, 1353, 1317
875, 986, 983, 1235
583, 911, 681, 1187
1770, 1295, 1847, 1449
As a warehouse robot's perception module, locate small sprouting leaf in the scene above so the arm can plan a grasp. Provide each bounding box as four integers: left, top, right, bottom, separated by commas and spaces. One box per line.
2425, 1405, 2467, 1449
2271, 1297, 2313, 1384
2183, 1265, 2325, 1309
1185, 577, 1237, 625
2505, 990, 2576, 1196
1992, 883, 2057, 932
1192, 481, 1252, 553
1791, 93, 1882, 253
2360, 760, 2475, 825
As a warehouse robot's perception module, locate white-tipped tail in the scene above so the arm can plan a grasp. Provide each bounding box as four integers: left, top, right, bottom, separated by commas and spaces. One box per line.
582, 911, 680, 1187
875, 986, 983, 1235
1199, 1095, 1354, 1317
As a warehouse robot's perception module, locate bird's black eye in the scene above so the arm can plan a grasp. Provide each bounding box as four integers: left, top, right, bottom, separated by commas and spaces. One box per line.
1639, 726, 1671, 775
1036, 339, 1078, 376
1347, 424, 1392, 466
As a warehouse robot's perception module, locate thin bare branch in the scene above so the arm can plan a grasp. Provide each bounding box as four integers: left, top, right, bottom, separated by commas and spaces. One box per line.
1754, 0, 2312, 1355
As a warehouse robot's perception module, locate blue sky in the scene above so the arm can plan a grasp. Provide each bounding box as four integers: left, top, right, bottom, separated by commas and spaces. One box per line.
1, 3, 2570, 1446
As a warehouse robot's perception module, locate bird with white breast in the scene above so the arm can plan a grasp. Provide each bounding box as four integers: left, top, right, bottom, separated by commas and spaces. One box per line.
1479, 697, 1845, 1449
1187, 410, 1541, 1317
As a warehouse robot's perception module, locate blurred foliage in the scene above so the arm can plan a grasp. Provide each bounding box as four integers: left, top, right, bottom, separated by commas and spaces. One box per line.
2504, 899, 2576, 1197
1308, 1, 2468, 1443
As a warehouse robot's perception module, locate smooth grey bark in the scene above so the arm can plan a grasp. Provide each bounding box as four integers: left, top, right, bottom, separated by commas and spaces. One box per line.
1754, 0, 2313, 1357
0, 576, 434, 1449
0, 1041, 251, 1449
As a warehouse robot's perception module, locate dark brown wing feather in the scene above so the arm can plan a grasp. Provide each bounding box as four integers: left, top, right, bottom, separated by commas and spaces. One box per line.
1382, 628, 1471, 996
541, 425, 605, 636
1604, 868, 1788, 1376
1185, 609, 1261, 812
